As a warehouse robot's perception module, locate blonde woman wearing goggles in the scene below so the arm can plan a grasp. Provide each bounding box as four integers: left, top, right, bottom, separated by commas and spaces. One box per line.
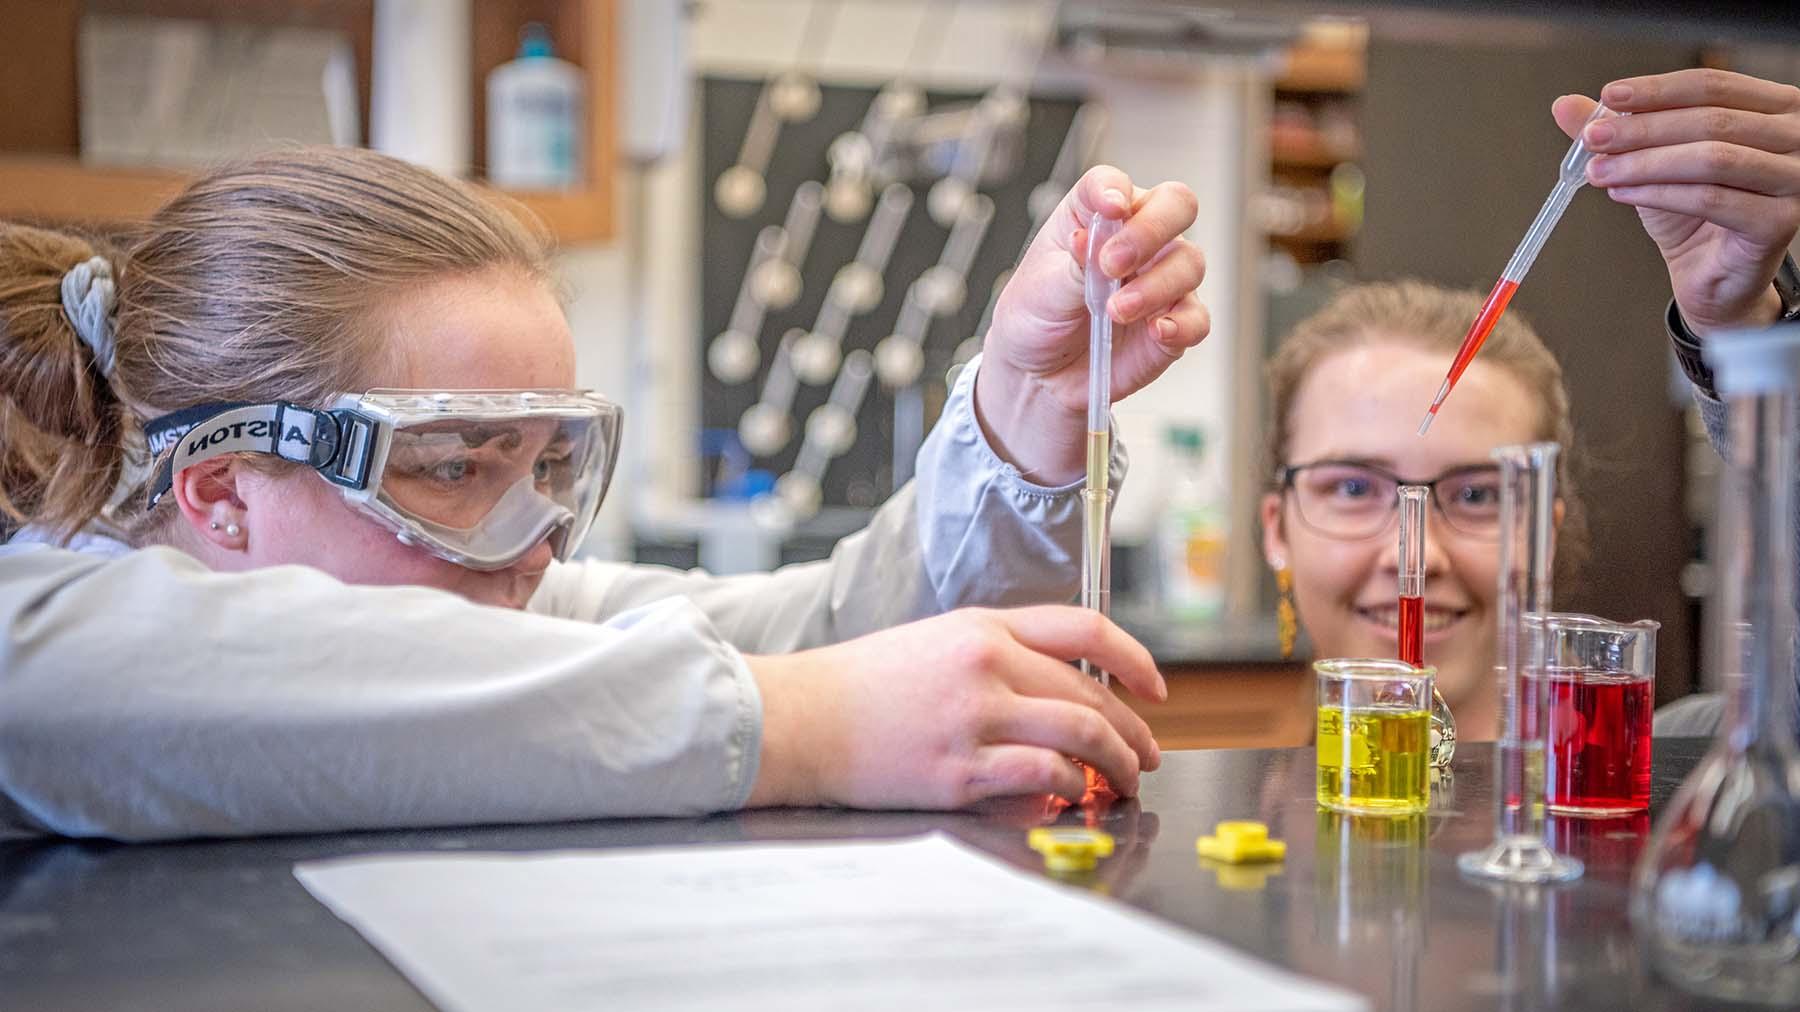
0, 147, 1208, 840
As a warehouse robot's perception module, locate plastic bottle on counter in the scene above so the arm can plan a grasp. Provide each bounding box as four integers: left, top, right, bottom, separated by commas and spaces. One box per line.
1157, 425, 1227, 623
486, 23, 584, 190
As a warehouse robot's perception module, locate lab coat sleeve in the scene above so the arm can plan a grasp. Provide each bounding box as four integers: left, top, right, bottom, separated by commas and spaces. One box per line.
0, 545, 762, 841
530, 354, 1130, 654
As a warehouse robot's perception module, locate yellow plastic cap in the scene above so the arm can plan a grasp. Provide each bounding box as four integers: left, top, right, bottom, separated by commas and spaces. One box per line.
1028, 827, 1116, 872
1196, 820, 1286, 864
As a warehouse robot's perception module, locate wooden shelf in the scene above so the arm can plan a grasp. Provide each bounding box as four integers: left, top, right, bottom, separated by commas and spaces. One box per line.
1270, 136, 1357, 170
1275, 40, 1365, 93
1271, 223, 1354, 244
0, 0, 614, 243
0, 154, 611, 244
0, 156, 186, 226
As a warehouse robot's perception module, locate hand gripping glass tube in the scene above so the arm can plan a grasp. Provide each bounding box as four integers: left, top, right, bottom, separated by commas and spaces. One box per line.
1081, 210, 1120, 690
1457, 442, 1583, 884
1418, 103, 1621, 436
1398, 485, 1457, 767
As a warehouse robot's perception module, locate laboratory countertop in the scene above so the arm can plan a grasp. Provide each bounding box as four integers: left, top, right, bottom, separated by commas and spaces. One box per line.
0, 739, 1747, 1011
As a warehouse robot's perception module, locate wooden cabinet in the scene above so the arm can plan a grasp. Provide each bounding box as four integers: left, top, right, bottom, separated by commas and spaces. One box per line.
1266, 26, 1365, 264
1116, 662, 1314, 751
0, 0, 614, 242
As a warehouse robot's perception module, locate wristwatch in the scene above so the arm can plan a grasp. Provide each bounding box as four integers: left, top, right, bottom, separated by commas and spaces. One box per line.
1669, 252, 1800, 400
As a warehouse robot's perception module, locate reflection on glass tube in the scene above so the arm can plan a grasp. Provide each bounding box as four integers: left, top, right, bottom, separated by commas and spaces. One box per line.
707, 226, 787, 384
794, 184, 913, 386
1314, 809, 1428, 1012
875, 194, 994, 390
775, 349, 875, 519
1029, 103, 1106, 224
824, 82, 927, 224
751, 181, 824, 312
714, 1, 839, 218
738, 329, 803, 457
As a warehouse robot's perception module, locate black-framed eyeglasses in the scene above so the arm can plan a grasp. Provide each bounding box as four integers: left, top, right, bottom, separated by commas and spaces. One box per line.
1277, 459, 1503, 541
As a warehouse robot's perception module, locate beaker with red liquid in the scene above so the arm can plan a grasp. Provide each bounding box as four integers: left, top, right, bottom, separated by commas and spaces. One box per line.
1535, 613, 1659, 816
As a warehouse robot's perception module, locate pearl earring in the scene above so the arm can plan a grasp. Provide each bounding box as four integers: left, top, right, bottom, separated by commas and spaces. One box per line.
225, 523, 241, 538
209, 521, 220, 531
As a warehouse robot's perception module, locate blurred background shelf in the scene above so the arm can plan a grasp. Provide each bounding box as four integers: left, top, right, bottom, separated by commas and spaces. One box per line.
0, 154, 611, 242
0, 0, 614, 241
1274, 36, 1366, 93
1270, 135, 1358, 169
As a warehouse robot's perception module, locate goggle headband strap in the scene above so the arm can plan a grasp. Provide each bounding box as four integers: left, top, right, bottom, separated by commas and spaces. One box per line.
146, 401, 378, 508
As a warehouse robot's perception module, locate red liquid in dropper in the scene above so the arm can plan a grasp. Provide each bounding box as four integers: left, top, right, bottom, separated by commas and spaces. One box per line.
1398, 595, 1423, 667
1426, 277, 1521, 420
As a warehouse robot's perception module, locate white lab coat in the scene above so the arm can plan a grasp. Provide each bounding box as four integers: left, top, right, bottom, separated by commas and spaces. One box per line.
0, 359, 1126, 840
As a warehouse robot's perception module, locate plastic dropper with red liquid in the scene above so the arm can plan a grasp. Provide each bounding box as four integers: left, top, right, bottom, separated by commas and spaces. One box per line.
1418, 103, 1619, 436
1398, 485, 1456, 766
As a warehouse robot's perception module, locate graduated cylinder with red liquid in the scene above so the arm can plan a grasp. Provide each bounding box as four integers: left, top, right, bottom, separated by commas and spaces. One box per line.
1397, 485, 1455, 766
1534, 613, 1659, 815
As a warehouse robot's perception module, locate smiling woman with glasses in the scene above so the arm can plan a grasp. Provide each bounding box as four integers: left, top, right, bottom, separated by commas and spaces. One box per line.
1277, 460, 1504, 541
1260, 280, 1585, 742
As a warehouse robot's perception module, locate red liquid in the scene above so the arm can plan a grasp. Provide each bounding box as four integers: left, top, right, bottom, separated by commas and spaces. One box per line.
1081, 762, 1116, 806
1398, 594, 1423, 667
1427, 277, 1521, 422
1543, 667, 1653, 814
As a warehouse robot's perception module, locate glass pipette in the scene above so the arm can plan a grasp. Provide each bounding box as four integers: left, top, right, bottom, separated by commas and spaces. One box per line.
1074, 210, 1121, 806
1418, 104, 1620, 436
1080, 210, 1119, 692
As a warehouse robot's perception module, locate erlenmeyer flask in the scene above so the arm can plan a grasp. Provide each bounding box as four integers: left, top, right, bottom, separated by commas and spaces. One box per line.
1630, 327, 1800, 1004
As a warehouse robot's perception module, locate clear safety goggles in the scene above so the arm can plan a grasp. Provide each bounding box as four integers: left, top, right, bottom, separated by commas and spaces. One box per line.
146, 390, 623, 571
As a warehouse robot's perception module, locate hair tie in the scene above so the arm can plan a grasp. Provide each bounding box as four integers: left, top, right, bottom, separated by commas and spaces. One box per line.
60, 256, 118, 379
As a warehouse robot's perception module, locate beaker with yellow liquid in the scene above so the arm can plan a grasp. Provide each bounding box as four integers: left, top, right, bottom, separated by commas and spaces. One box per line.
1316, 658, 1432, 815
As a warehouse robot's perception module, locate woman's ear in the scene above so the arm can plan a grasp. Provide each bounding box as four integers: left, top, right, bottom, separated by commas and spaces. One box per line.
173, 457, 249, 553
1261, 491, 1288, 568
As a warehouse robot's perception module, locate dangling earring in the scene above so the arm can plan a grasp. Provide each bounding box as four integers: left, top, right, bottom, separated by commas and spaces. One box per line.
1274, 562, 1297, 660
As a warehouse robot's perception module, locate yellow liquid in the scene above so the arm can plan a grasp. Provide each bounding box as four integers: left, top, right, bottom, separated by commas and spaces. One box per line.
1317, 706, 1430, 814
1082, 428, 1111, 616
1085, 429, 1109, 493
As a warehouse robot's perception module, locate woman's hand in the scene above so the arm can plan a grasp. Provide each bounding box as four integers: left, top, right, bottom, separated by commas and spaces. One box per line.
1552, 69, 1800, 337
745, 605, 1166, 809
975, 166, 1209, 484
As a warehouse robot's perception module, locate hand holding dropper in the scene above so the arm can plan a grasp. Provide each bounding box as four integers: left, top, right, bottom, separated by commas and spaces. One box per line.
1418, 103, 1622, 435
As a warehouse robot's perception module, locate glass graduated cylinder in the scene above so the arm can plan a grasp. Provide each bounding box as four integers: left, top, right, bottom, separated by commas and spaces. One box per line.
1456, 441, 1582, 884
1396, 483, 1456, 766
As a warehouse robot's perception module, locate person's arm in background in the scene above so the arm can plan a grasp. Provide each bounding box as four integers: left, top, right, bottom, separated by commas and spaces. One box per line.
0, 545, 762, 840
0, 543, 1165, 840
1552, 69, 1800, 735
537, 166, 1210, 652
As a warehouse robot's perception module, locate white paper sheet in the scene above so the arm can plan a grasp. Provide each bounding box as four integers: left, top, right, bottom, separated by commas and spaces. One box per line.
295, 832, 1365, 1012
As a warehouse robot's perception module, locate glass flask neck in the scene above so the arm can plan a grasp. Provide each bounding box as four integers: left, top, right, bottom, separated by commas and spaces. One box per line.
1717, 391, 1800, 754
